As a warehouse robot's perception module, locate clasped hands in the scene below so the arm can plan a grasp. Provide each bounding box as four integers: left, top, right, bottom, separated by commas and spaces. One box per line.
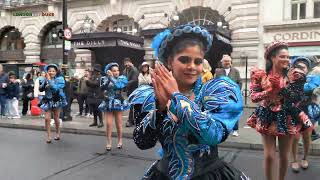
151, 62, 179, 112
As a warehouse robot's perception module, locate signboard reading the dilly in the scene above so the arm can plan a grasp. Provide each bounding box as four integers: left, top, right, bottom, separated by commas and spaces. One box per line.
64, 28, 72, 40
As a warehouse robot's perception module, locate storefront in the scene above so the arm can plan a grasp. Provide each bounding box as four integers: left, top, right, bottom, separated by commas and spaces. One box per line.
264, 27, 320, 65
71, 31, 145, 71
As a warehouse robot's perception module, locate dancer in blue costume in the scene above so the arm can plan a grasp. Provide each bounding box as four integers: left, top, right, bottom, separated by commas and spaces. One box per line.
38, 64, 67, 143
129, 25, 250, 180
99, 62, 129, 151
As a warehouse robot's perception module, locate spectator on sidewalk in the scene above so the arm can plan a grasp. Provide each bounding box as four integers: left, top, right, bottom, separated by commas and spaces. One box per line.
0, 64, 8, 117
61, 75, 73, 121
6, 72, 20, 119
76, 69, 90, 117
138, 62, 152, 86
215, 54, 242, 136
122, 57, 139, 127
21, 73, 34, 116
34, 71, 46, 117
304, 65, 320, 141
202, 59, 213, 83
99, 62, 129, 151
86, 64, 104, 128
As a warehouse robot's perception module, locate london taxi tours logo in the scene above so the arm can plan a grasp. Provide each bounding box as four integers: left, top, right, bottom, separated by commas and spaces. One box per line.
12, 11, 54, 17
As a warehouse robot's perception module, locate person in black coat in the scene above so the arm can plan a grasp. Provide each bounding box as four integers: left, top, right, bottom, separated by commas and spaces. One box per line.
0, 64, 9, 117
61, 76, 73, 121
122, 58, 139, 127
6, 72, 20, 118
21, 73, 34, 116
86, 64, 104, 128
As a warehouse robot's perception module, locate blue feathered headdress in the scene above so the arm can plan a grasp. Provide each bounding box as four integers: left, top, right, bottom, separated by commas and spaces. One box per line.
44, 64, 59, 73
104, 62, 119, 73
151, 24, 213, 62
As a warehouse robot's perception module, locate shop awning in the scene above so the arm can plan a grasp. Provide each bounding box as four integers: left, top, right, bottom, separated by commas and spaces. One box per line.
70, 32, 144, 50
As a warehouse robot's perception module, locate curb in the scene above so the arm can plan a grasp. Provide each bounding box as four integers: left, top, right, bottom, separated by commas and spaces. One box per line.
244, 106, 256, 109
0, 122, 319, 156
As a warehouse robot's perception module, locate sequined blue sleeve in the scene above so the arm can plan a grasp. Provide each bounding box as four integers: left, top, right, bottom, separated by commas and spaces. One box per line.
304, 75, 320, 94
308, 104, 320, 123
129, 85, 161, 150
48, 76, 65, 91
109, 75, 128, 89
169, 77, 243, 145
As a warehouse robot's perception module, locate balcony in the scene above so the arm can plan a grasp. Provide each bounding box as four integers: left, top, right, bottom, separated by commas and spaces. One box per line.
0, 0, 61, 10
0, 49, 25, 61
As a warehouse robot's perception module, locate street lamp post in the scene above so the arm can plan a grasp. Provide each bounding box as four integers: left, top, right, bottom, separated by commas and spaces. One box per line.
62, 0, 68, 75
241, 52, 248, 105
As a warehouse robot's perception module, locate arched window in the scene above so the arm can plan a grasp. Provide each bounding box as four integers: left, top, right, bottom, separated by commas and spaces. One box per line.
172, 7, 230, 30
0, 27, 24, 51
98, 15, 139, 35
42, 24, 63, 48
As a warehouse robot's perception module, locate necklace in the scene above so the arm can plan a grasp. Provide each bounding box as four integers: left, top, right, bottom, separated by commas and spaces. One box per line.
183, 89, 194, 98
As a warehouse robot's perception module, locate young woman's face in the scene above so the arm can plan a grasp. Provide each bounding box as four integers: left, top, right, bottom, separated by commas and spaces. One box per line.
41, 72, 46, 77
111, 66, 120, 77
169, 45, 204, 88
272, 49, 290, 70
48, 67, 57, 78
142, 65, 149, 73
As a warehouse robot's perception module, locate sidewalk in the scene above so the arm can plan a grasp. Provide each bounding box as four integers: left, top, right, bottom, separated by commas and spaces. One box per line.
1, 103, 319, 155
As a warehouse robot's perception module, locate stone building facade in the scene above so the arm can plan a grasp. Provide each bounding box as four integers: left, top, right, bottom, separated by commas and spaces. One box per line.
0, 0, 262, 79
262, 0, 320, 62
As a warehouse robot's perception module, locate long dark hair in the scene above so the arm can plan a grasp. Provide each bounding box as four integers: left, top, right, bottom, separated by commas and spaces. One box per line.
265, 45, 288, 74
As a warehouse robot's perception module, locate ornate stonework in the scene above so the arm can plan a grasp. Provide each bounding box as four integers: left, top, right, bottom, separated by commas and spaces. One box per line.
0, 0, 261, 78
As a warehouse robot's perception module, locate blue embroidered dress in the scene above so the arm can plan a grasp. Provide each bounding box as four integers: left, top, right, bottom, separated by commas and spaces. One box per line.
38, 75, 67, 112
129, 77, 249, 180
99, 75, 130, 112
304, 74, 320, 124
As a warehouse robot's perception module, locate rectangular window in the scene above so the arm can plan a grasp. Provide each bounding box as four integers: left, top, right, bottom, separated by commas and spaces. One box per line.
291, 3, 298, 20
299, 3, 306, 19
291, 0, 306, 20
315, 1, 320, 18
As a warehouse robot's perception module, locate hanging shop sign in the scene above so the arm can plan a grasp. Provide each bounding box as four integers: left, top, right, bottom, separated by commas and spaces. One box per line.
72, 39, 116, 48
117, 39, 143, 50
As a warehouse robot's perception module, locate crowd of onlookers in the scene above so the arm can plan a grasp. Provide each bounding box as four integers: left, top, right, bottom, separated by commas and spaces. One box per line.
0, 55, 319, 141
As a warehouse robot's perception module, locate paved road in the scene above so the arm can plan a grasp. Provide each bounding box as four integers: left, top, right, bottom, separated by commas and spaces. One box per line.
0, 128, 319, 180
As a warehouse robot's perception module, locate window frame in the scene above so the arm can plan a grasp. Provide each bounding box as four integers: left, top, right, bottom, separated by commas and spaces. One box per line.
291, 0, 307, 20
314, 0, 320, 18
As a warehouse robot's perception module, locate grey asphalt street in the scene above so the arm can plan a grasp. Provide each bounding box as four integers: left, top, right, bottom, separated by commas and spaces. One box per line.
0, 127, 319, 180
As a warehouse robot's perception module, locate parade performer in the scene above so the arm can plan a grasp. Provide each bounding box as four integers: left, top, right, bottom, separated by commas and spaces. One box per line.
247, 42, 313, 180
129, 25, 249, 180
99, 62, 129, 151
289, 57, 315, 172
39, 64, 67, 143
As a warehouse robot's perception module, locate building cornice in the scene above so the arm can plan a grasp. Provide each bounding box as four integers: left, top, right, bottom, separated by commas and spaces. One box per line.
264, 21, 320, 31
